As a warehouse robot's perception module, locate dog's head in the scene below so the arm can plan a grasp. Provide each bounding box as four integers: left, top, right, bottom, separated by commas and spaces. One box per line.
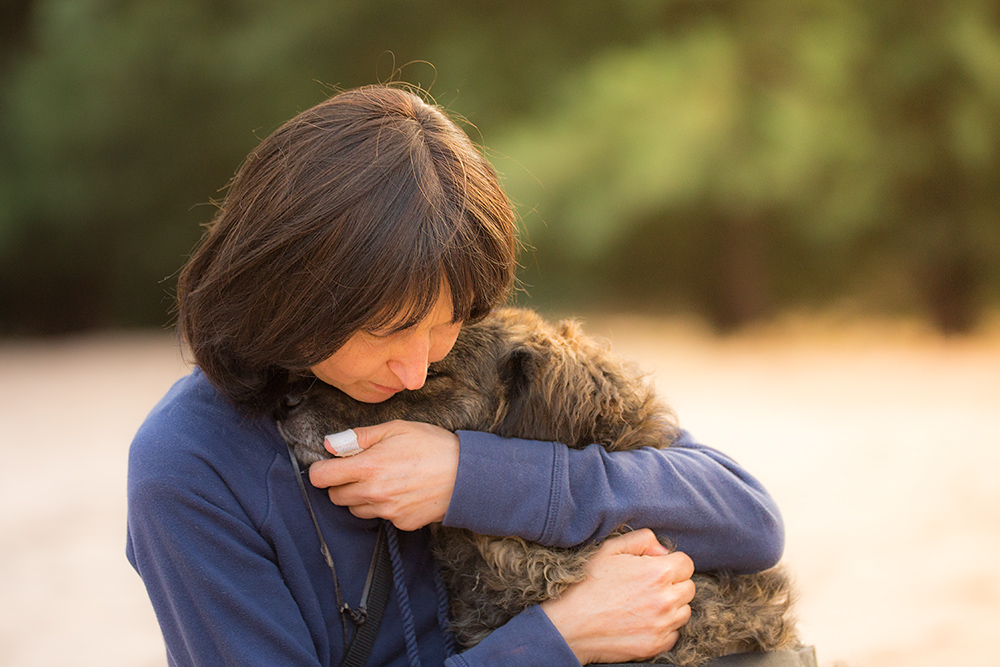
276, 308, 532, 464
277, 307, 677, 465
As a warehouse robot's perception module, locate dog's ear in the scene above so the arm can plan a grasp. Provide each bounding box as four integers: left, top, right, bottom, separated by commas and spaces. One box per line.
496, 326, 654, 448
498, 344, 539, 397
497, 338, 597, 444
495, 342, 549, 439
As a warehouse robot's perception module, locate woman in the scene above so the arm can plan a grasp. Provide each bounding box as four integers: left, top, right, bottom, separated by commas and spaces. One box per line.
126, 85, 784, 666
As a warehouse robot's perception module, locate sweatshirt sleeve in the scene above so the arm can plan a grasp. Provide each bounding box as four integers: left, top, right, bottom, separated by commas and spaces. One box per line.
447, 605, 580, 667
444, 430, 784, 573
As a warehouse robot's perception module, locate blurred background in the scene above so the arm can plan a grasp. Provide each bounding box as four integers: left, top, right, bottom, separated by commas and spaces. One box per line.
2, 0, 999, 335
1, 2, 999, 667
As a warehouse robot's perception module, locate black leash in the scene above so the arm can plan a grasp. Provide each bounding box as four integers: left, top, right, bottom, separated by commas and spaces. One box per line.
341, 523, 393, 667
285, 441, 393, 667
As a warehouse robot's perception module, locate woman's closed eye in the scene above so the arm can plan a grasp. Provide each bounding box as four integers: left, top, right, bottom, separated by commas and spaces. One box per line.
425, 364, 450, 380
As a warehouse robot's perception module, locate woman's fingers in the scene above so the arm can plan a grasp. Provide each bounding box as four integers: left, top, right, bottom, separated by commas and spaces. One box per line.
541, 534, 697, 665
599, 527, 672, 557
307, 420, 459, 530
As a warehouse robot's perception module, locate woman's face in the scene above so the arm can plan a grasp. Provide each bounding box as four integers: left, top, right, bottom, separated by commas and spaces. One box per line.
310, 288, 462, 403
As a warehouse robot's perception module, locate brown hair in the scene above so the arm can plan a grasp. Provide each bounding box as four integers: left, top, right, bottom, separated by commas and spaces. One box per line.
176, 85, 518, 414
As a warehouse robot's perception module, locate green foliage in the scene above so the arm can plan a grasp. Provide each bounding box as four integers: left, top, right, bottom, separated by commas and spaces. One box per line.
1, 0, 998, 334
492, 0, 1000, 330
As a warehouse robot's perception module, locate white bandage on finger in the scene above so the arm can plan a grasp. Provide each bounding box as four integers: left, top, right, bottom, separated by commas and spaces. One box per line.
324, 429, 362, 457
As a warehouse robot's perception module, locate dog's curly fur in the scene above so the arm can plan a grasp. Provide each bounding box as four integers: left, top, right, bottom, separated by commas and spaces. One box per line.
277, 307, 798, 665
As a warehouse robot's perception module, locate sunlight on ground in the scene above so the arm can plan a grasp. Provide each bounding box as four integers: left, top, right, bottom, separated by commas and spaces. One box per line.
1, 315, 997, 667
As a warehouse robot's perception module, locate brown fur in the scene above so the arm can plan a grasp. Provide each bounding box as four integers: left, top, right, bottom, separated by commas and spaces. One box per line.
277, 307, 798, 665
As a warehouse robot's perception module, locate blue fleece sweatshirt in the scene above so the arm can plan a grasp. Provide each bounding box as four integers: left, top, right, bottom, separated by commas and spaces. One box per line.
126, 370, 783, 666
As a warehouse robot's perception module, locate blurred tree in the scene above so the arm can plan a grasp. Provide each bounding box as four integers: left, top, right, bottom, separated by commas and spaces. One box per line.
492, 0, 1000, 332
493, 1, 879, 330
1, 0, 307, 332
0, 0, 997, 334
0, 0, 670, 333
0, 0, 33, 67
856, 0, 1000, 333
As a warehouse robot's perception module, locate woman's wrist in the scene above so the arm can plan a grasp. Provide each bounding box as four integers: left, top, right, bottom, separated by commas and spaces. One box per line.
451, 604, 581, 666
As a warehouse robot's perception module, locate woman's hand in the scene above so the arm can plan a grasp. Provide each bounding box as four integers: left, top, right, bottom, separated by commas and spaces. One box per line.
540, 529, 696, 665
307, 420, 459, 531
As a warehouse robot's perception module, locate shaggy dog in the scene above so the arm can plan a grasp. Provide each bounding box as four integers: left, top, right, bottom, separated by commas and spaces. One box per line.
277, 307, 798, 665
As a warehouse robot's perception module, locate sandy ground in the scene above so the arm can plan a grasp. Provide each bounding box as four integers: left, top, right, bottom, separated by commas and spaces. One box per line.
1, 315, 998, 667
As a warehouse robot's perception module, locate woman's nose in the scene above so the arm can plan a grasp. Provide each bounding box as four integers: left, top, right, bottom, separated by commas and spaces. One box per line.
387, 339, 430, 391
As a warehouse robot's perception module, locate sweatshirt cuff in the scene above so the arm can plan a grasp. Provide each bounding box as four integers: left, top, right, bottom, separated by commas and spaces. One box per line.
446, 605, 581, 667
444, 431, 567, 542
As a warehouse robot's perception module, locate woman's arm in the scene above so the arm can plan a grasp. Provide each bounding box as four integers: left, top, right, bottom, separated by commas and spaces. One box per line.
449, 531, 696, 667
306, 421, 713, 664
445, 429, 784, 573
309, 422, 783, 573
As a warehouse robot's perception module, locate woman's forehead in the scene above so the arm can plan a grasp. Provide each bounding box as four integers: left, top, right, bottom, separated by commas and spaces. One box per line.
368, 281, 459, 332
